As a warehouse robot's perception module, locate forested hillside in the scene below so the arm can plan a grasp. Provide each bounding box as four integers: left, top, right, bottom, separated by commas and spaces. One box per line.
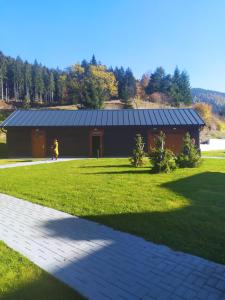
0, 51, 192, 108
192, 88, 225, 115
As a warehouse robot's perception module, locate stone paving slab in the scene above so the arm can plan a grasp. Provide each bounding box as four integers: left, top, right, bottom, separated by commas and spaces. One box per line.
0, 158, 83, 169
0, 193, 225, 300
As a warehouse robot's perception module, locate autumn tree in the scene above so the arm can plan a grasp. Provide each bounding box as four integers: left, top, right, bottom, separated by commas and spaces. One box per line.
67, 63, 118, 108
194, 102, 212, 124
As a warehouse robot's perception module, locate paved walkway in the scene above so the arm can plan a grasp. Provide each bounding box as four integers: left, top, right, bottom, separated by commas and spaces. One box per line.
0, 158, 81, 169
0, 194, 225, 300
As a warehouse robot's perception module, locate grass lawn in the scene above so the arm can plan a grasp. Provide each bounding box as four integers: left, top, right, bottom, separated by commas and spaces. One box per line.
0, 241, 83, 300
0, 159, 41, 165
0, 158, 224, 264
202, 150, 225, 157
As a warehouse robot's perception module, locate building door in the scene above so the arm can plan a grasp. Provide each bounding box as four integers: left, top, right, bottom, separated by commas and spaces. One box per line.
89, 128, 104, 157
92, 136, 101, 157
31, 129, 46, 158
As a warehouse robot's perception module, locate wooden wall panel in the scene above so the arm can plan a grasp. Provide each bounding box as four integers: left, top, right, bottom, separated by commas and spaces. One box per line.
6, 126, 200, 157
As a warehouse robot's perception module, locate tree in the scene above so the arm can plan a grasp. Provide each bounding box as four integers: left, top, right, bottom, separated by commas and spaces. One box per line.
0, 52, 7, 100
23, 61, 32, 102
169, 67, 192, 106
194, 102, 212, 125
123, 68, 136, 100
32, 60, 44, 102
130, 134, 146, 167
141, 73, 150, 88
149, 131, 177, 173
67, 63, 118, 108
113, 67, 136, 103
177, 132, 201, 168
48, 72, 55, 102
82, 65, 117, 108
113, 66, 125, 99
145, 67, 165, 94
90, 55, 97, 65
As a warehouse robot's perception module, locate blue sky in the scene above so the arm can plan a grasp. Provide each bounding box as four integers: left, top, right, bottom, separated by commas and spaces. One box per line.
1, 0, 225, 91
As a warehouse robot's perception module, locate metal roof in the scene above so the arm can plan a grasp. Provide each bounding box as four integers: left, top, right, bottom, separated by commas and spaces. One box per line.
0, 108, 205, 128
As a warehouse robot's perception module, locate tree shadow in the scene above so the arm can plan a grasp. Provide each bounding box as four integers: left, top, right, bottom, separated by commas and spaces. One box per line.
80, 164, 132, 169
1, 272, 83, 300
83, 169, 151, 175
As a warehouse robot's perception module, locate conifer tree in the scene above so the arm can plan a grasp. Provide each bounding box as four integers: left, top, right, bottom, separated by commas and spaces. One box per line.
130, 134, 146, 167
177, 132, 201, 168
169, 67, 192, 106
145, 67, 165, 94
149, 131, 177, 173
90, 55, 97, 65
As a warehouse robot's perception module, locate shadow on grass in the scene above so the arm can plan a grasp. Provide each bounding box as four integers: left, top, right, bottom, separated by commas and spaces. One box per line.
84, 173, 225, 263
46, 172, 225, 264
2, 172, 225, 299
1, 273, 83, 300
83, 169, 151, 175
37, 172, 225, 298
80, 164, 132, 169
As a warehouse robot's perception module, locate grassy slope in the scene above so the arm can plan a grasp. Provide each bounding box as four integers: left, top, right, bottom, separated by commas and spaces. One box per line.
202, 150, 225, 157
0, 242, 83, 300
0, 158, 224, 264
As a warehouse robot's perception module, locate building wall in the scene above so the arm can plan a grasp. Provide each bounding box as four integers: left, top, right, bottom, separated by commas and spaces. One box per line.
6, 126, 200, 157
46, 127, 89, 157
103, 127, 148, 156
7, 128, 32, 157
147, 127, 200, 155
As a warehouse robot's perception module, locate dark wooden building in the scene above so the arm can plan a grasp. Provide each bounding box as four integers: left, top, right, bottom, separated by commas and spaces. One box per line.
1, 109, 204, 158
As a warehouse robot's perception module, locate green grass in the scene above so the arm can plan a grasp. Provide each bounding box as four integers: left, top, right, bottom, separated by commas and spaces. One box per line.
0, 158, 224, 264
0, 159, 40, 165
202, 150, 225, 157
0, 241, 83, 300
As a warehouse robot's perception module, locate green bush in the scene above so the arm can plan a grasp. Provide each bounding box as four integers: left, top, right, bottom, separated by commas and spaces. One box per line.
130, 134, 146, 167
177, 132, 201, 168
149, 131, 177, 173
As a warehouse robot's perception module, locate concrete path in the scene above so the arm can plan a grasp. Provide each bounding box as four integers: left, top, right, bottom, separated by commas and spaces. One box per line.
0, 158, 82, 169
0, 194, 225, 300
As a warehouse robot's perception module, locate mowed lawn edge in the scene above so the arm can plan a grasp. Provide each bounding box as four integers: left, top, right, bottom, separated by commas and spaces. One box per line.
0, 158, 224, 264
202, 150, 225, 157
0, 241, 84, 300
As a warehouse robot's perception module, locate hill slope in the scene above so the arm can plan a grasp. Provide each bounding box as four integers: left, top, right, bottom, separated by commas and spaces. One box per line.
192, 88, 225, 114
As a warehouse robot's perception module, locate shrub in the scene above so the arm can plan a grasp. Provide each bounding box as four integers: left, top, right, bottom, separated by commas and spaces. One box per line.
177, 132, 201, 168
149, 131, 177, 173
194, 103, 212, 125
130, 134, 146, 167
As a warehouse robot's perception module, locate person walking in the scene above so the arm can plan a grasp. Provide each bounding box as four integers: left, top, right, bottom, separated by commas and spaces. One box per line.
51, 139, 59, 160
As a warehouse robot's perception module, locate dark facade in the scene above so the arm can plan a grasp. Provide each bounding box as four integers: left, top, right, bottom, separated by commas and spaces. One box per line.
1, 109, 204, 158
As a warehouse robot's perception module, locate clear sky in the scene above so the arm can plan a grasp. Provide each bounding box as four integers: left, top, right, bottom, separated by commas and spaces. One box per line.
1, 0, 225, 91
